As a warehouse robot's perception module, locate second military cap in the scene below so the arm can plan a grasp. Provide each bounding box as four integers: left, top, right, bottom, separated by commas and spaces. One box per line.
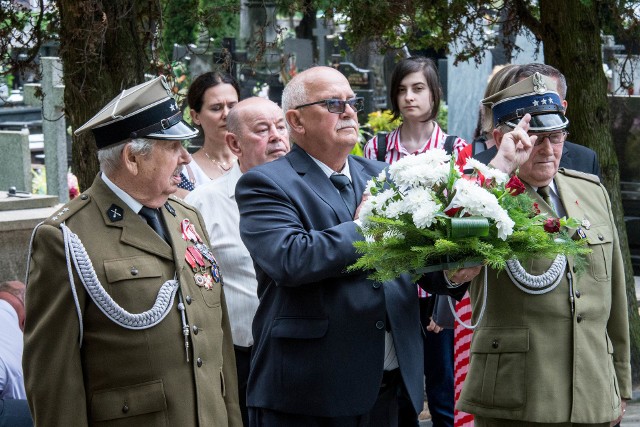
74, 76, 198, 149
482, 72, 569, 132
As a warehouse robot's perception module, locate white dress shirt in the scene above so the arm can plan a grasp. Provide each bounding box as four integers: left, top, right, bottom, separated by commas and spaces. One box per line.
0, 300, 26, 399
186, 163, 259, 347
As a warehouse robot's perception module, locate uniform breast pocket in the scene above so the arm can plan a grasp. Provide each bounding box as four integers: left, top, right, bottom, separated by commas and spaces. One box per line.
104, 256, 162, 284
582, 225, 613, 282
90, 380, 168, 426
465, 327, 529, 409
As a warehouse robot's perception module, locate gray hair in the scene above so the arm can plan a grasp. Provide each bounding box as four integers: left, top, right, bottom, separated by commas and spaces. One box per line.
515, 63, 567, 100
98, 138, 155, 176
281, 70, 310, 137
226, 106, 242, 136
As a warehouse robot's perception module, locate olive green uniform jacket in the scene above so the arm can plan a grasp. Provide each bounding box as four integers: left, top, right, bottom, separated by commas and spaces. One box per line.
457, 169, 631, 424
23, 175, 242, 427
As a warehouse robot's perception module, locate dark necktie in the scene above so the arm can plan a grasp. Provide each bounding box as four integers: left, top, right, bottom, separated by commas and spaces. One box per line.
139, 206, 169, 243
537, 186, 552, 206
330, 173, 356, 218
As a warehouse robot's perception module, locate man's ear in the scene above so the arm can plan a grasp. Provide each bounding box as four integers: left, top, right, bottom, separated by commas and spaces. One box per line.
561, 99, 568, 112
492, 128, 503, 148
226, 132, 242, 157
121, 142, 140, 175
285, 110, 305, 134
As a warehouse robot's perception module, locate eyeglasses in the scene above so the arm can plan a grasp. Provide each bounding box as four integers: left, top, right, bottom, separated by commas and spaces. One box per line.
532, 130, 568, 146
294, 97, 365, 114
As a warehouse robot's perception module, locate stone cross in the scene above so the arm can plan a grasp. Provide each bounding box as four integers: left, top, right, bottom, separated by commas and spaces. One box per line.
312, 21, 331, 66
39, 57, 69, 202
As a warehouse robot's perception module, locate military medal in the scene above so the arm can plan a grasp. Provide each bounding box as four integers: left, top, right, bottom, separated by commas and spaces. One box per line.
181, 219, 203, 243
180, 218, 223, 285
577, 228, 587, 239
186, 246, 214, 290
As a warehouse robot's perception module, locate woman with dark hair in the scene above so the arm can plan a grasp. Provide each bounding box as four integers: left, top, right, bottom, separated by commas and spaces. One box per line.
364, 56, 470, 427
363, 56, 469, 168
176, 71, 240, 197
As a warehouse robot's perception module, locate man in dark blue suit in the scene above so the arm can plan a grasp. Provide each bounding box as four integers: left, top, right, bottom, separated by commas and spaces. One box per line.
474, 63, 600, 178
235, 66, 482, 427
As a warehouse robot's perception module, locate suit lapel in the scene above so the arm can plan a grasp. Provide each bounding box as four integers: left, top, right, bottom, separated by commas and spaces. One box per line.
288, 145, 353, 222
91, 177, 174, 260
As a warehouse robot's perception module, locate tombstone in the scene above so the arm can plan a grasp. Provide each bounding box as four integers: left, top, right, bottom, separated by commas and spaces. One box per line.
312, 21, 332, 66
446, 54, 493, 141
23, 57, 69, 202
0, 130, 31, 192
0, 189, 59, 282
337, 62, 375, 123
283, 39, 314, 72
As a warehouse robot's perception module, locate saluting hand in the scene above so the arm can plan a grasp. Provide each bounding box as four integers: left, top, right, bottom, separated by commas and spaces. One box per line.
489, 113, 538, 175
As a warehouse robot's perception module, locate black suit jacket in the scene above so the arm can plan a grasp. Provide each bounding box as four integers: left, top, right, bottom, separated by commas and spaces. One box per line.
473, 141, 600, 177
236, 144, 462, 418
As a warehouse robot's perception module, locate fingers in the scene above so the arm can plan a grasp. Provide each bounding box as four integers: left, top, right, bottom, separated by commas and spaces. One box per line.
514, 113, 532, 133
354, 193, 369, 220
448, 266, 482, 284
427, 319, 443, 333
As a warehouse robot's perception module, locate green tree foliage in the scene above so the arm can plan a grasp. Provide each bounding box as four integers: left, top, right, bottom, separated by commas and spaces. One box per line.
161, 0, 199, 61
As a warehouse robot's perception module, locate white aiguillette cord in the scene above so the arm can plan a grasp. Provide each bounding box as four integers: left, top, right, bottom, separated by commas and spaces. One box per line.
60, 223, 179, 345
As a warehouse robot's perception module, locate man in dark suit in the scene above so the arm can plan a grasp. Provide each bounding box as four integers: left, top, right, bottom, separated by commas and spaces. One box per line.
235, 66, 482, 427
474, 63, 601, 178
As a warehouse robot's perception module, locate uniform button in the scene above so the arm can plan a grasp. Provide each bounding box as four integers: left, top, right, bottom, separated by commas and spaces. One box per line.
122, 404, 129, 413
185, 295, 192, 304
81, 194, 88, 200
577, 314, 583, 323
575, 290, 581, 298
372, 282, 381, 289
196, 357, 203, 367
130, 267, 138, 276
598, 234, 604, 241
192, 325, 199, 335
375, 321, 385, 330
492, 340, 499, 349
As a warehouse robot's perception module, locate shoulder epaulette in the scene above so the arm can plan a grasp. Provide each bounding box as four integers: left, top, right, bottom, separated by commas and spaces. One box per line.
558, 168, 601, 185
167, 195, 197, 214
44, 193, 92, 226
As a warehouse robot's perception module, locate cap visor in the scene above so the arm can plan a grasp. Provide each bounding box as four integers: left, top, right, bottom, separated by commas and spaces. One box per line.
147, 120, 199, 140
505, 113, 568, 132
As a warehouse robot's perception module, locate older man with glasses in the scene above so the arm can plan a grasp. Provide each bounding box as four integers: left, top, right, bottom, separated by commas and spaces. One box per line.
234, 66, 486, 427
456, 73, 631, 427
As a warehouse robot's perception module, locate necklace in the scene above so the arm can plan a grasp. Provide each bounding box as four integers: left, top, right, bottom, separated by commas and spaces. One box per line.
204, 152, 232, 172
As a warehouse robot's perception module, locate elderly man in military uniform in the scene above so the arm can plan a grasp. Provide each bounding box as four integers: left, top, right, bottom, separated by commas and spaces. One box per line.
23, 76, 242, 427
457, 73, 632, 426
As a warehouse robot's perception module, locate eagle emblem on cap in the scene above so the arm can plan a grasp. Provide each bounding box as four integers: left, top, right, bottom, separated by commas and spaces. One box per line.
533, 72, 547, 94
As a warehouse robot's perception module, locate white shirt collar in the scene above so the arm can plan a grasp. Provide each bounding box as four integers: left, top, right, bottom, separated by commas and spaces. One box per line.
308, 155, 353, 182
101, 172, 144, 214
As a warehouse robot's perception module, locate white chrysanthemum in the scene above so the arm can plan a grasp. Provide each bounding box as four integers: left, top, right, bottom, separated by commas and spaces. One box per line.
403, 187, 441, 229
377, 170, 387, 182
463, 158, 508, 184
448, 178, 514, 240
359, 188, 398, 225
384, 199, 406, 219
389, 151, 452, 189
